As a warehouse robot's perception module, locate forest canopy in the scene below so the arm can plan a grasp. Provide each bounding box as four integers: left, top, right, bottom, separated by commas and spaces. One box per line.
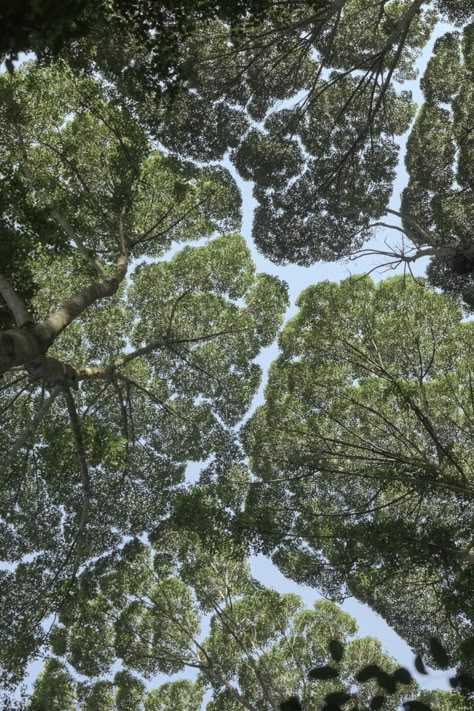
1, 1, 474, 709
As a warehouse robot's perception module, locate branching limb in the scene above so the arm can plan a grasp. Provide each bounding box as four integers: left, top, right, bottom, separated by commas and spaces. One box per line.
117, 374, 188, 421
17, 136, 106, 275
386, 208, 439, 248
35, 254, 128, 350
0, 273, 34, 327
50, 208, 107, 276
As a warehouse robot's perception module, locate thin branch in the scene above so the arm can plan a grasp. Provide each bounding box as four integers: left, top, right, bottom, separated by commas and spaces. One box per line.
118, 374, 187, 421
386, 208, 439, 248
50, 208, 107, 277
64, 388, 91, 569
118, 204, 128, 257
1, 384, 62, 475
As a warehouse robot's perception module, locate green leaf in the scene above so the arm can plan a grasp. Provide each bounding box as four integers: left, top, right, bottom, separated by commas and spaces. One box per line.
414, 655, 428, 675
459, 636, 474, 660
324, 691, 352, 706
356, 664, 382, 683
450, 672, 474, 692
280, 697, 303, 711
393, 667, 414, 685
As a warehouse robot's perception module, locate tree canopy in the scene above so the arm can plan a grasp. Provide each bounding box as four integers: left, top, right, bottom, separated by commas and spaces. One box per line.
0, 60, 287, 683
28, 534, 420, 710
243, 275, 474, 669
41, 0, 474, 294
7, 3, 474, 278
2, 1, 474, 709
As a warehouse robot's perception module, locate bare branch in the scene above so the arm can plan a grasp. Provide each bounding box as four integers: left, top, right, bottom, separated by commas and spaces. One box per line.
386, 208, 439, 248
118, 204, 128, 257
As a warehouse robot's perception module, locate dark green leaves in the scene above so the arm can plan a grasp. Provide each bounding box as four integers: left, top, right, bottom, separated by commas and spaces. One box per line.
450, 672, 474, 693
308, 665, 339, 681
393, 668, 414, 685
414, 655, 428, 675
329, 639, 345, 662
280, 697, 303, 711
323, 691, 352, 707
356, 664, 381, 683
429, 637, 450, 669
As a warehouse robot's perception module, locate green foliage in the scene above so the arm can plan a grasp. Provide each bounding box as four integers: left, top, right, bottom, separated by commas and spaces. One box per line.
29, 658, 76, 711
114, 671, 146, 711
2, 3, 474, 707
50, 0, 451, 269
0, 0, 97, 66
145, 680, 203, 711
243, 276, 474, 666
282, 636, 474, 710
0, 60, 287, 681
403, 25, 474, 307
79, 680, 114, 711
28, 539, 418, 710
414, 690, 470, 710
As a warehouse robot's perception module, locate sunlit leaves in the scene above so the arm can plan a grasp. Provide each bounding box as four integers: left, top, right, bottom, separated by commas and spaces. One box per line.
31, 540, 417, 710
30, 658, 76, 711
145, 679, 203, 711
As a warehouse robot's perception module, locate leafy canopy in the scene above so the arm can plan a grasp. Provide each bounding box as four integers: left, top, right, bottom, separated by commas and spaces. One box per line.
28, 534, 419, 711
243, 276, 474, 668
0, 60, 287, 682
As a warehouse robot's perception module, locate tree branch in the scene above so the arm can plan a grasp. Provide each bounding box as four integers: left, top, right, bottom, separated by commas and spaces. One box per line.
35, 255, 128, 350
0, 273, 33, 327
64, 389, 91, 569
1, 384, 62, 476
50, 208, 107, 277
